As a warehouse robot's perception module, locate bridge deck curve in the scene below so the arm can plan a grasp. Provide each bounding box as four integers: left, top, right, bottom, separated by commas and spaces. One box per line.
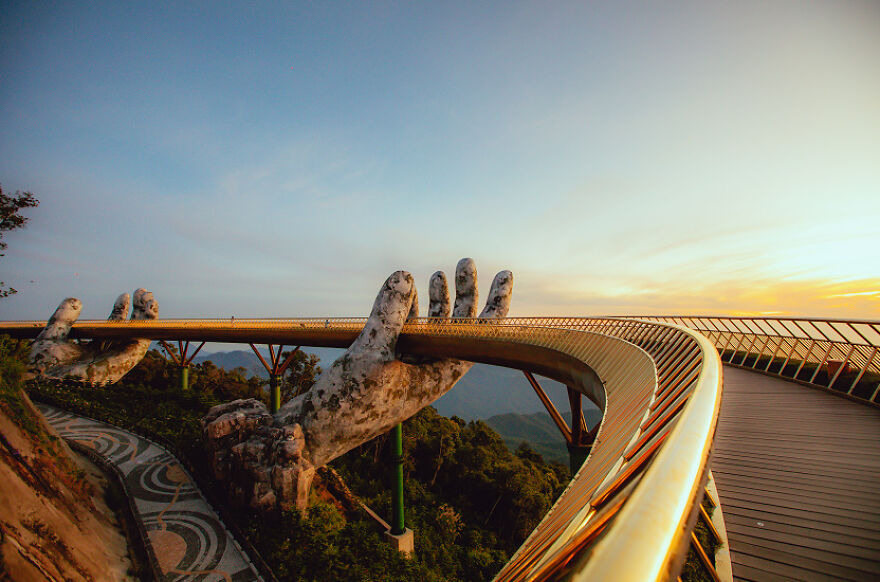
2, 317, 722, 581
714, 367, 880, 581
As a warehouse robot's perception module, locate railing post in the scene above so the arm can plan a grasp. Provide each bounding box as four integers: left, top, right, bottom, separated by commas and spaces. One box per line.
384, 422, 414, 554
567, 387, 592, 474
250, 343, 301, 412
159, 340, 204, 392
269, 374, 281, 413
567, 442, 591, 474
391, 423, 405, 534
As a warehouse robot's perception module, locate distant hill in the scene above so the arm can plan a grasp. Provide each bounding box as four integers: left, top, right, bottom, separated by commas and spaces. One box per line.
483, 408, 604, 465
194, 348, 602, 423
194, 347, 343, 378
435, 364, 574, 421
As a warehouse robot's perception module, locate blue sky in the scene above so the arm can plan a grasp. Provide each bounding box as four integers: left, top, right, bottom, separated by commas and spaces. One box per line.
1, 1, 878, 321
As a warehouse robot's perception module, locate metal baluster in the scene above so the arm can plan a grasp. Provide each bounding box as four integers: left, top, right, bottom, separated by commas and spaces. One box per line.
763, 336, 783, 372
828, 345, 855, 389
793, 340, 816, 380
809, 343, 835, 384
849, 348, 877, 395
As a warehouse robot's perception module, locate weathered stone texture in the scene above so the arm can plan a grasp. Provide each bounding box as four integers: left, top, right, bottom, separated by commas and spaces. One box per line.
203, 259, 513, 512
29, 289, 158, 385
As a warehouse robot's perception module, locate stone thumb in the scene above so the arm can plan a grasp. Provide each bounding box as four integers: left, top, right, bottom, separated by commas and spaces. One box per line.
349, 270, 416, 359
36, 297, 82, 342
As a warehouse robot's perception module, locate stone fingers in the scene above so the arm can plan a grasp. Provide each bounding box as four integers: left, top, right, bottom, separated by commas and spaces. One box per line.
348, 270, 417, 359
35, 297, 82, 342
407, 287, 419, 320
77, 289, 156, 384
131, 288, 158, 320
428, 271, 450, 318
478, 270, 514, 319
108, 293, 130, 321
93, 289, 156, 382
452, 258, 478, 318
29, 297, 85, 376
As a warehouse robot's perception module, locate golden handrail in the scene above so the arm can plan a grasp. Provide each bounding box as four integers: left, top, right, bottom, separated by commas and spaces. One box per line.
618, 315, 880, 405
0, 317, 723, 581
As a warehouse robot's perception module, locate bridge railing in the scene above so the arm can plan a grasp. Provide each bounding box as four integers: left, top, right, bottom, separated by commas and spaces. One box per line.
619, 316, 880, 406
483, 318, 723, 582
1, 316, 723, 581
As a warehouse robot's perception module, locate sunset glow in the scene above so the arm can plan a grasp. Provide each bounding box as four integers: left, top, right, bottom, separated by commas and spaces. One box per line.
1, 2, 877, 321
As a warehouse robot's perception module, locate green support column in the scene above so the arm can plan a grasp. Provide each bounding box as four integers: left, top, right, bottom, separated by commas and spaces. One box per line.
269, 374, 281, 413
180, 366, 189, 391
390, 422, 405, 535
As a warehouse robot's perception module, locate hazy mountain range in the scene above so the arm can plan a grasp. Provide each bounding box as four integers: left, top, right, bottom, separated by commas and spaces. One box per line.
483, 409, 604, 465
195, 348, 603, 462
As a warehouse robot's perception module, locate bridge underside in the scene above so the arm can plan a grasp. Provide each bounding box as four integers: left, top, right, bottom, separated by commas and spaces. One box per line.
713, 367, 880, 581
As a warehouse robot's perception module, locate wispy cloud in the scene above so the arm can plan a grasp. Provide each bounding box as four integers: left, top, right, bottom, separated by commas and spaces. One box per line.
516, 272, 880, 320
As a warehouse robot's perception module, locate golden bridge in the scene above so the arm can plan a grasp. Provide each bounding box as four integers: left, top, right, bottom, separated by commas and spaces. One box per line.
3, 316, 878, 581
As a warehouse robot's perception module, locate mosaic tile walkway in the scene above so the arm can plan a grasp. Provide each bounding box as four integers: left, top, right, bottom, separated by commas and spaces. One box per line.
37, 404, 264, 582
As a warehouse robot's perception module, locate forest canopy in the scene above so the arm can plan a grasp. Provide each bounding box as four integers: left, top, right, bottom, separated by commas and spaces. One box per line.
25, 346, 570, 581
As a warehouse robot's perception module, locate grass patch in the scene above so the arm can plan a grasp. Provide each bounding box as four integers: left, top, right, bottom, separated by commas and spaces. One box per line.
680, 497, 721, 582
0, 336, 43, 437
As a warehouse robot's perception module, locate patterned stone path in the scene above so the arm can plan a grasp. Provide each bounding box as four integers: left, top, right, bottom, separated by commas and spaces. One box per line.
38, 404, 263, 582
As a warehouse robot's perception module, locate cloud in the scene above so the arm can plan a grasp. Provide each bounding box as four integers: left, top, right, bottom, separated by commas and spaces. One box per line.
515, 271, 880, 320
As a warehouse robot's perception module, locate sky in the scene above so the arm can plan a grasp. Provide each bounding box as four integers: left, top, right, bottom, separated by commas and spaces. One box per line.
1, 1, 878, 323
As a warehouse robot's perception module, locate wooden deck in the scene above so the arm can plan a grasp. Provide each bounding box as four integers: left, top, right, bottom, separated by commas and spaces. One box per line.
712, 367, 880, 581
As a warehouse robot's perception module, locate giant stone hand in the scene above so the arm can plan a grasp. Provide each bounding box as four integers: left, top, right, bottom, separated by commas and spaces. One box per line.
202, 259, 513, 512
29, 289, 159, 385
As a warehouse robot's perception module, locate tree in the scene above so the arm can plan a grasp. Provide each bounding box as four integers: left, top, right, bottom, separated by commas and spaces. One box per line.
0, 184, 39, 298
280, 349, 322, 401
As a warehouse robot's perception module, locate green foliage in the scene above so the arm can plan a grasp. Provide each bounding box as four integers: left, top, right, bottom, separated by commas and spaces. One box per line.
0, 335, 28, 389
188, 359, 265, 402
484, 408, 602, 465
679, 502, 720, 582
249, 406, 567, 581
330, 407, 570, 580
27, 351, 570, 581
0, 335, 42, 435
280, 349, 322, 400
0, 184, 39, 298
247, 502, 430, 581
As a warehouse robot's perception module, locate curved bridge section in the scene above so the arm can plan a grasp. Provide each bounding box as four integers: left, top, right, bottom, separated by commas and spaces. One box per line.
625, 316, 880, 406
621, 316, 880, 580
3, 317, 723, 581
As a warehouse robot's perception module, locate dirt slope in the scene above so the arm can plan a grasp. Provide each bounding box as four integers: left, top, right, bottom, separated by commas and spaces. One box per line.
0, 388, 136, 582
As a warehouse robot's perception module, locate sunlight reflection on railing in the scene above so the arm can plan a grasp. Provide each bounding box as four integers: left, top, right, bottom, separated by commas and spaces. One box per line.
0, 316, 723, 581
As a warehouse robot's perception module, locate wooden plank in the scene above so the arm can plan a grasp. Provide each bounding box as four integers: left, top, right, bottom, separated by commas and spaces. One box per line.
718, 497, 877, 532
730, 562, 801, 582
712, 448, 880, 471
715, 481, 880, 516
721, 504, 880, 543
712, 455, 880, 484
713, 466, 880, 495
730, 538, 873, 581
715, 481, 878, 510
713, 436, 880, 457
715, 366, 880, 582
713, 468, 880, 499
715, 431, 880, 447
732, 551, 851, 582
727, 532, 880, 575
723, 514, 880, 558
